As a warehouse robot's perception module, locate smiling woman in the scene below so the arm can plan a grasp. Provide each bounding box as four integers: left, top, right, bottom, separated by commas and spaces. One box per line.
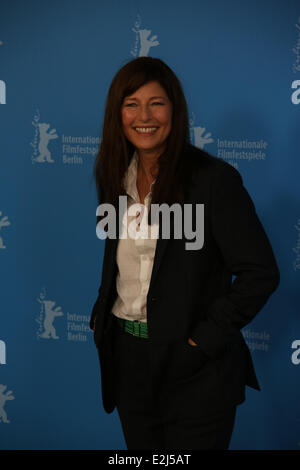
121, 81, 172, 158
90, 56, 280, 450
94, 57, 190, 219
121, 81, 173, 204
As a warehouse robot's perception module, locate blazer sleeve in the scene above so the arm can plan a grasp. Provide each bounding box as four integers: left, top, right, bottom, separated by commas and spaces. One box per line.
89, 179, 104, 330
190, 163, 280, 359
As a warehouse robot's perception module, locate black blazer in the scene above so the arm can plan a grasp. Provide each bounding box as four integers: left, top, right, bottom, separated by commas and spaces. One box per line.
90, 145, 280, 415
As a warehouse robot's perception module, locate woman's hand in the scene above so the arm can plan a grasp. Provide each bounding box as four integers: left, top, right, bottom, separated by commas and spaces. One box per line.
188, 337, 198, 346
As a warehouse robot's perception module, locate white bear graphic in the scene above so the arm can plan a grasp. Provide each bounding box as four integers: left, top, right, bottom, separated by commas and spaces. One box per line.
34, 123, 58, 163
39, 300, 63, 339
0, 385, 15, 424
192, 125, 214, 149
132, 27, 159, 57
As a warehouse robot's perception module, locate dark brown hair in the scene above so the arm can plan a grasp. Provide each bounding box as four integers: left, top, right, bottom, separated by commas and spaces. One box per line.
93, 56, 191, 223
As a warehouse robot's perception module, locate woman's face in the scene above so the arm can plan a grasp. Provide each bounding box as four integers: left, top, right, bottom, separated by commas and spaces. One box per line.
121, 80, 173, 157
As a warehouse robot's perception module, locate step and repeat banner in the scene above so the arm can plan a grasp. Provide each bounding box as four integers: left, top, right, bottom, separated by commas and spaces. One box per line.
0, 0, 299, 450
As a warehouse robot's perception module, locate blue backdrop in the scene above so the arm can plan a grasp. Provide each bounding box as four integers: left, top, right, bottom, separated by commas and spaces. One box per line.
0, 0, 299, 450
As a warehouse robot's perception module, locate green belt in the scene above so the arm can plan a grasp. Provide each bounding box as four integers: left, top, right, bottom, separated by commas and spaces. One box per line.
117, 317, 148, 338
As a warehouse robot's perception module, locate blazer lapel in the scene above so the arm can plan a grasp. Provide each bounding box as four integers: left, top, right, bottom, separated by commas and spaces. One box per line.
148, 226, 170, 295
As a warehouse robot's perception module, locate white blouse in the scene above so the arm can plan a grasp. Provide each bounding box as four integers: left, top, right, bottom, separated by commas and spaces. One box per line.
111, 151, 158, 323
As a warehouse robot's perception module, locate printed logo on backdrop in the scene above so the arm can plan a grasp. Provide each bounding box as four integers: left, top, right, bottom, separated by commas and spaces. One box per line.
36, 288, 63, 339
0, 211, 11, 249
217, 137, 268, 170
131, 14, 159, 57
0, 38, 6, 104
291, 16, 300, 104
31, 109, 58, 163
30, 109, 100, 165
242, 328, 271, 352
189, 112, 214, 150
0, 385, 14, 424
293, 218, 300, 271
35, 287, 92, 342
189, 114, 267, 170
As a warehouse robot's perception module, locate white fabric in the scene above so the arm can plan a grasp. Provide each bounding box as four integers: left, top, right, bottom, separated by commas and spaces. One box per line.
111, 152, 158, 323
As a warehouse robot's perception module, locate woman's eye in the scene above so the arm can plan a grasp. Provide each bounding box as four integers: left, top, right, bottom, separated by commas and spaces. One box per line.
124, 102, 164, 107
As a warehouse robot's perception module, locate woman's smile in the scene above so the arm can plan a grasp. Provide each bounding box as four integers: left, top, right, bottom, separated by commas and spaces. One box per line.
134, 126, 159, 136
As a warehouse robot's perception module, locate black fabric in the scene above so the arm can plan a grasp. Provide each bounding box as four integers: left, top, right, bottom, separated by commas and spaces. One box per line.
91, 146, 280, 416
112, 317, 237, 450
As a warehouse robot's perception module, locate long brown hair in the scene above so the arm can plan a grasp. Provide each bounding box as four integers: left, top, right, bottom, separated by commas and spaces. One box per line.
93, 56, 191, 224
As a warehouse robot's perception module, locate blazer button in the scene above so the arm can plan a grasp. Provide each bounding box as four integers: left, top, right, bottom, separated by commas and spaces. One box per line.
151, 297, 156, 302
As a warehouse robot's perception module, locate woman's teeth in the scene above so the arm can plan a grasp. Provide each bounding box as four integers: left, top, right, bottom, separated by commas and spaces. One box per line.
135, 127, 158, 133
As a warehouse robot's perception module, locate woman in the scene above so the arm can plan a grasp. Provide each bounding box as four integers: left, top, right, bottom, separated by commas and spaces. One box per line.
90, 57, 280, 450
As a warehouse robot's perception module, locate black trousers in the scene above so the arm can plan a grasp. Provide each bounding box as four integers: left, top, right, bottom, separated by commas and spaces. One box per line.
111, 316, 237, 450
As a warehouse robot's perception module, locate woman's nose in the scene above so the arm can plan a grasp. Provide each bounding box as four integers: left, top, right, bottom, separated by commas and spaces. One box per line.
138, 105, 152, 121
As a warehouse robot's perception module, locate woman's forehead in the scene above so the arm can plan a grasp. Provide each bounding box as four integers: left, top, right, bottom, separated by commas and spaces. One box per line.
124, 81, 168, 99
